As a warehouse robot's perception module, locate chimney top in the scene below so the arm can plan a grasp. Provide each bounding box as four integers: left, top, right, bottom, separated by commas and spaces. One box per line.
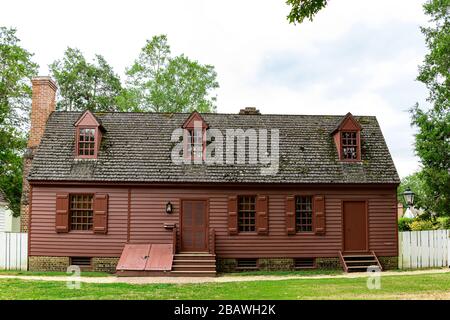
28, 76, 57, 148
32, 76, 57, 92
239, 107, 261, 115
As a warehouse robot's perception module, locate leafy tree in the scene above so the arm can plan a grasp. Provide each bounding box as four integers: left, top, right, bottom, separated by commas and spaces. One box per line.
0, 26, 38, 216
410, 0, 450, 217
50, 48, 122, 111
123, 35, 219, 112
286, 0, 328, 25
0, 128, 26, 216
397, 172, 430, 212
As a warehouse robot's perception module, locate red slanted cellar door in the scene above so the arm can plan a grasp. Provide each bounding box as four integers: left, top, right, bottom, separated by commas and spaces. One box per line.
181, 200, 208, 252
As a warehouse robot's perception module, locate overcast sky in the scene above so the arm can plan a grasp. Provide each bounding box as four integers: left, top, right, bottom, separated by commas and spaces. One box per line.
1, 0, 430, 178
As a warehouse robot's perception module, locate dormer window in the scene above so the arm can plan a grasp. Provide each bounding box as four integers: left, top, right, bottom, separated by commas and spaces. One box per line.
331, 112, 362, 162
187, 128, 204, 159
341, 131, 358, 160
74, 110, 104, 159
182, 111, 208, 161
77, 128, 96, 157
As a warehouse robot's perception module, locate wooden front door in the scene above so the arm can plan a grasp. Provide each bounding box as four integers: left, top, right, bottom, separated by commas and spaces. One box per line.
181, 200, 207, 252
343, 201, 368, 252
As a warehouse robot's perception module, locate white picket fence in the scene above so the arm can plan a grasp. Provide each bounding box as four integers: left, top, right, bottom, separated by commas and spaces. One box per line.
398, 229, 450, 269
0, 232, 28, 270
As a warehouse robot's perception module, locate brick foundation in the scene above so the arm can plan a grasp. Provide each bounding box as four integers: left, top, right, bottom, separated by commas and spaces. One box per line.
29, 256, 70, 272
258, 258, 294, 270
316, 257, 340, 269
29, 255, 397, 273
92, 257, 119, 273
29, 256, 119, 273
217, 259, 237, 272
378, 256, 398, 270
217, 257, 342, 272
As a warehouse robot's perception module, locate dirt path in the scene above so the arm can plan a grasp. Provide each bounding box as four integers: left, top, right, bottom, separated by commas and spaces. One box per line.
0, 268, 449, 285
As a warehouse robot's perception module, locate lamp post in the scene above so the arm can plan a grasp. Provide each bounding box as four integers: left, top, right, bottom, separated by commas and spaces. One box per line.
403, 187, 415, 209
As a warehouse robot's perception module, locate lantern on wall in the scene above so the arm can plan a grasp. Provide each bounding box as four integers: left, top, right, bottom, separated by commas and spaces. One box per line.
165, 201, 173, 214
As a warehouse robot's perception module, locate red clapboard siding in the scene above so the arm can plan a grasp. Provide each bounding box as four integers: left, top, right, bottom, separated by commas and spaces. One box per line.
29, 185, 398, 258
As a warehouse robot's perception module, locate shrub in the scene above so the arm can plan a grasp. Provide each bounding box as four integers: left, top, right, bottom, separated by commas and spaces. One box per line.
398, 217, 413, 231
436, 217, 450, 230
409, 219, 435, 231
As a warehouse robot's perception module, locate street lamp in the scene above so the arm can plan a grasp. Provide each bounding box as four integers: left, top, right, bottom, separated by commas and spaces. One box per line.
403, 187, 415, 208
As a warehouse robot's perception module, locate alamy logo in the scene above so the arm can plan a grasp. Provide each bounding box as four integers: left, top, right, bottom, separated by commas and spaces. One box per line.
171, 121, 280, 175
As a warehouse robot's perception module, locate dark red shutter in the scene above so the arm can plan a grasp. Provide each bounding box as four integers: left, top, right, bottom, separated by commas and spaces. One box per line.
256, 195, 268, 235
286, 195, 296, 235
228, 196, 238, 235
93, 193, 108, 234
314, 195, 325, 235
55, 193, 69, 233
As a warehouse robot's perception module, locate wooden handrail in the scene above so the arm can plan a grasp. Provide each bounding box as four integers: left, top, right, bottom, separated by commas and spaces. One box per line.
209, 228, 216, 255
338, 251, 348, 272
172, 227, 177, 255
371, 251, 383, 271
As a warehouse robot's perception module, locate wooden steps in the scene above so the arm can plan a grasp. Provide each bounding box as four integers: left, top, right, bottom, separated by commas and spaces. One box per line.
171, 253, 217, 276
339, 251, 382, 273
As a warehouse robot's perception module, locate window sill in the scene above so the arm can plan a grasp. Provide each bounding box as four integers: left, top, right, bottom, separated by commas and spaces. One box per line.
68, 230, 94, 234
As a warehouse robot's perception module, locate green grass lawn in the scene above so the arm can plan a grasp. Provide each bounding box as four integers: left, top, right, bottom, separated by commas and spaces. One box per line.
1, 272, 450, 300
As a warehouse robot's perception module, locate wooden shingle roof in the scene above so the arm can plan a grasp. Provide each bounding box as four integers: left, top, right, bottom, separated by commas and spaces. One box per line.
28, 112, 400, 184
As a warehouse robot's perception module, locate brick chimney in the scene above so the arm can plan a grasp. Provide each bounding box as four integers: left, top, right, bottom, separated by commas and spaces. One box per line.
20, 76, 57, 232
238, 107, 261, 115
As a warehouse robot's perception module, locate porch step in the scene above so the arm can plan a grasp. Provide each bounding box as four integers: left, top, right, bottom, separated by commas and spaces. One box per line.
339, 251, 383, 273
174, 253, 216, 261
170, 271, 217, 277
172, 252, 217, 275
171, 265, 217, 272
173, 259, 216, 265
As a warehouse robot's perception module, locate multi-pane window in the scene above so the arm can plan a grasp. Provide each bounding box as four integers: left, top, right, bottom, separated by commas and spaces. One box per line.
187, 129, 204, 159
70, 194, 94, 231
341, 131, 358, 160
78, 128, 96, 156
238, 196, 256, 232
295, 196, 313, 232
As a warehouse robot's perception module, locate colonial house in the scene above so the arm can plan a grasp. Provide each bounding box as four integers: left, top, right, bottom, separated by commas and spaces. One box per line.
22, 77, 400, 275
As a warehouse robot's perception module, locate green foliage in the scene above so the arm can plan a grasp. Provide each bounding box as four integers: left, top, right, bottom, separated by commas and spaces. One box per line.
436, 216, 450, 229
50, 48, 122, 111
398, 217, 414, 231
123, 35, 219, 112
286, 0, 328, 24
0, 27, 38, 127
410, 0, 450, 217
397, 172, 430, 214
409, 219, 436, 231
0, 27, 38, 216
401, 216, 450, 231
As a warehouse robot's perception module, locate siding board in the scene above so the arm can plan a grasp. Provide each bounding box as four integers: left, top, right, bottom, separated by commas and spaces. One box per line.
30, 185, 398, 258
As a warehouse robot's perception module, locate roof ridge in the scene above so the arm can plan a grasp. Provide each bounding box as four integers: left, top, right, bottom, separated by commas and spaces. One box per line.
51, 110, 376, 118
